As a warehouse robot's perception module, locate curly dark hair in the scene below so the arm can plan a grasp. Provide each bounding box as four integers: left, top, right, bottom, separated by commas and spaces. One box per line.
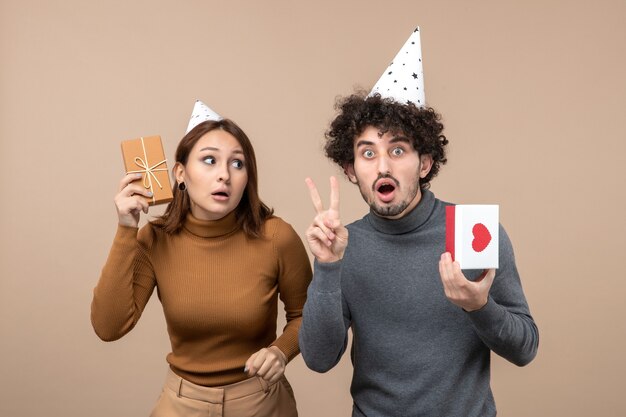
325, 92, 448, 189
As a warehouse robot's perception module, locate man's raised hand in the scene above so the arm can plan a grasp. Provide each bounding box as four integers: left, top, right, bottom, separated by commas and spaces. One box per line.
305, 176, 348, 263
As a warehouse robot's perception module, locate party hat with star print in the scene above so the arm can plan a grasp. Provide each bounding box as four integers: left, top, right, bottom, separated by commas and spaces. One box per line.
186, 100, 223, 133
369, 26, 425, 106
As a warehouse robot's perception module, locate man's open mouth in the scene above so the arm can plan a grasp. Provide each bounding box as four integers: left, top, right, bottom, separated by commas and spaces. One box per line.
377, 183, 396, 195
374, 178, 398, 203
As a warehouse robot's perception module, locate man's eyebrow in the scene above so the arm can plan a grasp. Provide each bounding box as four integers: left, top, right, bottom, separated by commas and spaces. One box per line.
355, 140, 375, 148
356, 136, 412, 148
389, 136, 412, 144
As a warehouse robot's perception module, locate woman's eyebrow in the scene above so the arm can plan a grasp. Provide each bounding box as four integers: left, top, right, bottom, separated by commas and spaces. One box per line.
198, 147, 244, 155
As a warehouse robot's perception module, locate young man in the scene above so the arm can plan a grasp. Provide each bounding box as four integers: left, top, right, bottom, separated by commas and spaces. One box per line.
299, 91, 538, 417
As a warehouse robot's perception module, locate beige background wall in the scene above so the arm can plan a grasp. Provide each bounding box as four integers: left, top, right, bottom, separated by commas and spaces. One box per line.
1, 0, 625, 415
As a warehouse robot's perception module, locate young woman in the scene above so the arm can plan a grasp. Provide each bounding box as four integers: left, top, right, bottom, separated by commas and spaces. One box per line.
91, 119, 311, 417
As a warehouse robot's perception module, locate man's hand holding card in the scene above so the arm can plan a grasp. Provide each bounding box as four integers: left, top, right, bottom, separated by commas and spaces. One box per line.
440, 205, 499, 311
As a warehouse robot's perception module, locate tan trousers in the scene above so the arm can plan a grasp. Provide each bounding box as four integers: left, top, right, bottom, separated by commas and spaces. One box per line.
149, 368, 298, 417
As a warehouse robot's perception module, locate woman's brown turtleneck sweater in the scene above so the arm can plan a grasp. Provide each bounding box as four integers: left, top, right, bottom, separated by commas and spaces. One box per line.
91, 211, 312, 386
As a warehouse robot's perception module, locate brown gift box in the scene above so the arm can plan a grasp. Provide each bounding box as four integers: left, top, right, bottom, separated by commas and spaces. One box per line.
121, 135, 173, 206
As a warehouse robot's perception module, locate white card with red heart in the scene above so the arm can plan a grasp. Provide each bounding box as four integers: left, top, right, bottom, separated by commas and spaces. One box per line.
446, 205, 499, 269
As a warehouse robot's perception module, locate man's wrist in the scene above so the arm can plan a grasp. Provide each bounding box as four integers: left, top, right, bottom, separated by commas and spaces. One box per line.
463, 298, 488, 313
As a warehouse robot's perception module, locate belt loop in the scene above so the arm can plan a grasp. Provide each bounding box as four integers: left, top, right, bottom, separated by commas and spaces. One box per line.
177, 376, 183, 398
258, 377, 270, 394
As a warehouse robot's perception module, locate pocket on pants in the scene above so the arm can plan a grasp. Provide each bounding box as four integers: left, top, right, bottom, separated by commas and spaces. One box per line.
278, 377, 296, 404
149, 386, 207, 417
225, 377, 298, 417
274, 377, 298, 417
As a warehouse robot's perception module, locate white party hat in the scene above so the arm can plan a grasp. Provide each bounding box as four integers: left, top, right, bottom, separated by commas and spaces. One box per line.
369, 26, 425, 106
186, 100, 223, 133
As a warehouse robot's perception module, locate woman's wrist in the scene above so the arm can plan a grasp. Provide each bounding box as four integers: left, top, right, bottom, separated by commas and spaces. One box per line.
269, 345, 287, 364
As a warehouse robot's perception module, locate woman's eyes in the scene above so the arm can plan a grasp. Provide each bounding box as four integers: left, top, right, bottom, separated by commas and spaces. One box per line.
202, 156, 244, 169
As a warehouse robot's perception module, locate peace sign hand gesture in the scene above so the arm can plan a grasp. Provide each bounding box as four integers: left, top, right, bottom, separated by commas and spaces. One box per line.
305, 176, 349, 263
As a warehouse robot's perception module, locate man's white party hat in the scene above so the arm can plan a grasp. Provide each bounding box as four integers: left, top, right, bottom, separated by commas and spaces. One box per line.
369, 27, 425, 106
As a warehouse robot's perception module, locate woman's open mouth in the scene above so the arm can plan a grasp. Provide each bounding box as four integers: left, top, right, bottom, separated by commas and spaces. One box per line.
211, 191, 230, 201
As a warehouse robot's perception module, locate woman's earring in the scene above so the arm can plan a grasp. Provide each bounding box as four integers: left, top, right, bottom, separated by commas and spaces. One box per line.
178, 182, 186, 191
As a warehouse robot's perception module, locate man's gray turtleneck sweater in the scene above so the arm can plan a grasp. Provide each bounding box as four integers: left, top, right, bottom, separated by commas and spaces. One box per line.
299, 189, 538, 417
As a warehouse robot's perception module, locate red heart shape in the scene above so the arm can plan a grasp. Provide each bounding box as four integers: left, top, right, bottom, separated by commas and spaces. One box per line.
472, 223, 492, 252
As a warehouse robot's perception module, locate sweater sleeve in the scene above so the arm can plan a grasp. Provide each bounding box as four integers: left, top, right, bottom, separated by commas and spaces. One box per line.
465, 225, 539, 366
298, 259, 351, 373
269, 220, 313, 362
90, 224, 157, 341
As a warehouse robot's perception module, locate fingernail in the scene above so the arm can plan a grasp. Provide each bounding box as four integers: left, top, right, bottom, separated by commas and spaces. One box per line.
134, 173, 143, 178
244, 366, 248, 373
147, 192, 153, 197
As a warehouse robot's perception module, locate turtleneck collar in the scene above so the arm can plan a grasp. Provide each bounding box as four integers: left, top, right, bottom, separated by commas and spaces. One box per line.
366, 188, 436, 235
183, 210, 239, 238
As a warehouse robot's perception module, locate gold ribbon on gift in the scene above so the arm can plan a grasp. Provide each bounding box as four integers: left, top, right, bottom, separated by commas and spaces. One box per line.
126, 137, 168, 204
